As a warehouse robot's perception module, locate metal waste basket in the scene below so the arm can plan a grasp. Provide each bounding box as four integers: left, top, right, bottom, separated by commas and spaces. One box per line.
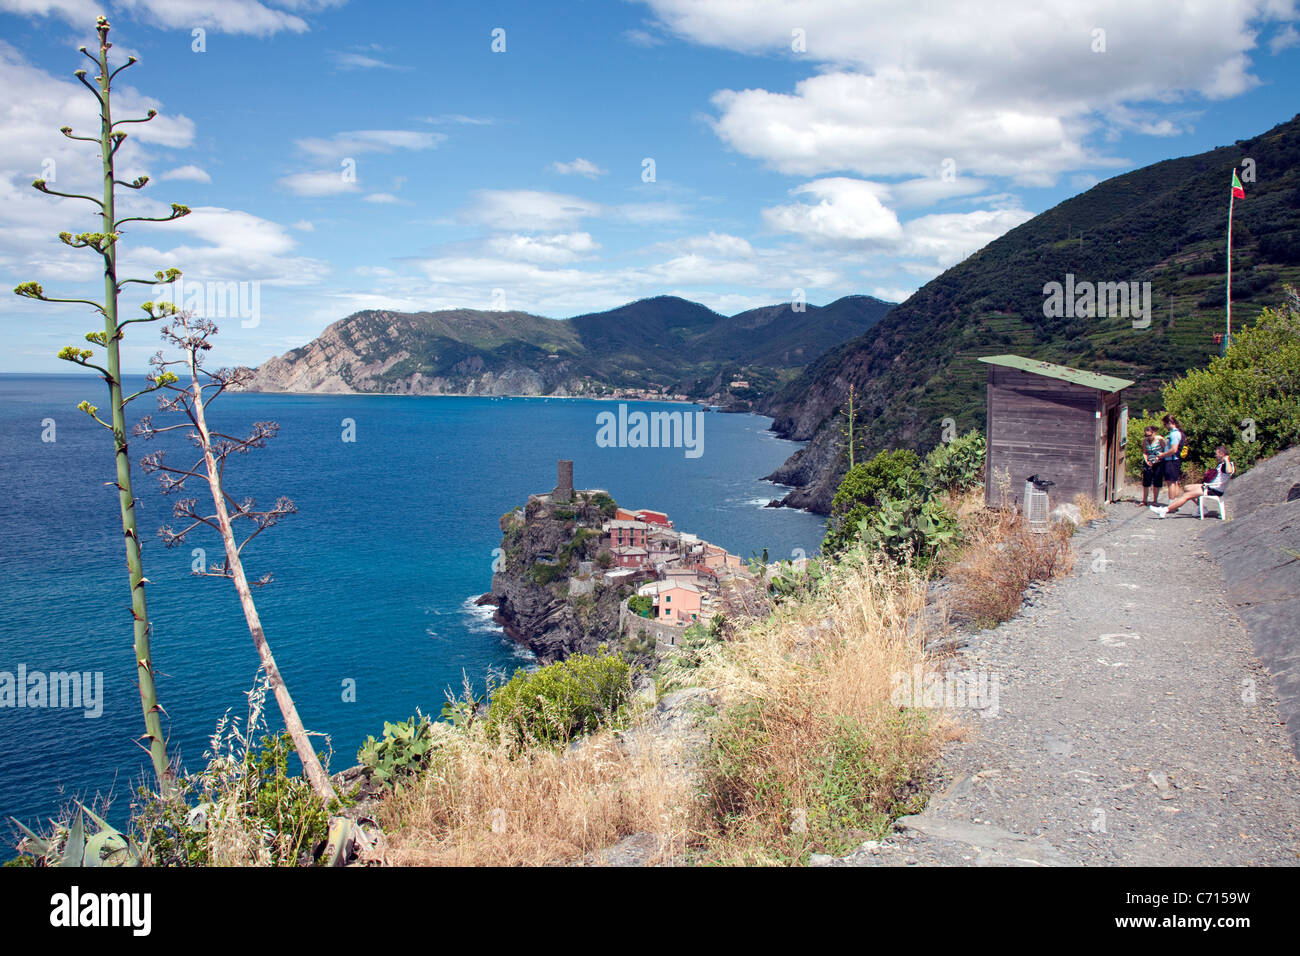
1024, 475, 1054, 532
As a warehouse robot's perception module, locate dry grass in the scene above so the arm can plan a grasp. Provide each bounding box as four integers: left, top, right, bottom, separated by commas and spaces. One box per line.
689, 553, 953, 864
947, 501, 1075, 628
375, 554, 952, 866
1073, 492, 1107, 525
377, 721, 692, 866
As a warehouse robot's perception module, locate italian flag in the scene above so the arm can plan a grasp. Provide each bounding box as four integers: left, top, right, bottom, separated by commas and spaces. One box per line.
1231, 170, 1245, 199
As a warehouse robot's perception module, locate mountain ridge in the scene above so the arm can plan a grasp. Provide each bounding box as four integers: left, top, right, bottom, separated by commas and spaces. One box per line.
244, 293, 894, 405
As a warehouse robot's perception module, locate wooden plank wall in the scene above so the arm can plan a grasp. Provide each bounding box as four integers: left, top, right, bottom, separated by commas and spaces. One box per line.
984, 366, 1103, 507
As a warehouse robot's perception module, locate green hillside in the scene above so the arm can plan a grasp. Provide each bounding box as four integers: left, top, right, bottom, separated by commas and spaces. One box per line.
761, 113, 1300, 512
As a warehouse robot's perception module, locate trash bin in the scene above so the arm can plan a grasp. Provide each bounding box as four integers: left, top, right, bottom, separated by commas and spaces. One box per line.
1024, 475, 1054, 533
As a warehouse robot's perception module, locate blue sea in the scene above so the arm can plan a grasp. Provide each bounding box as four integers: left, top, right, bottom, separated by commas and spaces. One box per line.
0, 374, 824, 831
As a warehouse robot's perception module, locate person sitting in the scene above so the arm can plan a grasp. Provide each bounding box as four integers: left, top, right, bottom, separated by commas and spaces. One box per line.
1150, 446, 1234, 517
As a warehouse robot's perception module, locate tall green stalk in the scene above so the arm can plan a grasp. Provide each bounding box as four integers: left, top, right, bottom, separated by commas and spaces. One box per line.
14, 17, 191, 788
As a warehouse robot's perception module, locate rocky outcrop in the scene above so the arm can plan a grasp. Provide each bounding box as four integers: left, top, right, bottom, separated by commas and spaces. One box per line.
762, 424, 846, 513
244, 309, 589, 396
485, 491, 634, 662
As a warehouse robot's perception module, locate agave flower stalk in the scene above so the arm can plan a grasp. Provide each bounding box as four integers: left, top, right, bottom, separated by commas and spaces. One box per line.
138, 314, 339, 807
13, 17, 192, 788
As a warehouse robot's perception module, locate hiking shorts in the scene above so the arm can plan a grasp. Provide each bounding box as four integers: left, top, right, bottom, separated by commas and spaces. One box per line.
1142, 464, 1163, 488
1164, 458, 1183, 483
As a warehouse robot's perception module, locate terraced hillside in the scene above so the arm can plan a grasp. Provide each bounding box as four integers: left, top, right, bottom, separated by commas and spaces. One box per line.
762, 114, 1300, 513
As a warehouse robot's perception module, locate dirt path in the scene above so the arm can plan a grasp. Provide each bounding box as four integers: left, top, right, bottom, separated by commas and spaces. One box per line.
827, 498, 1300, 867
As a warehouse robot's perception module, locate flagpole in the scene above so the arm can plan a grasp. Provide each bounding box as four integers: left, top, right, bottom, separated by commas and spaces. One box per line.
1227, 190, 1234, 345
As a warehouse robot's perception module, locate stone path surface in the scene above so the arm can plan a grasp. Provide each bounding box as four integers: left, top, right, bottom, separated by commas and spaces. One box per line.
823, 490, 1300, 867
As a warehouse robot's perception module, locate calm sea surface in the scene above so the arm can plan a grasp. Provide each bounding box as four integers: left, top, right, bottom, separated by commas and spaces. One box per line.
0, 374, 824, 830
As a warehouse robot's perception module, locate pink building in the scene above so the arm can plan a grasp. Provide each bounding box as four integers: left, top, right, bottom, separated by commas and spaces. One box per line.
638, 580, 703, 625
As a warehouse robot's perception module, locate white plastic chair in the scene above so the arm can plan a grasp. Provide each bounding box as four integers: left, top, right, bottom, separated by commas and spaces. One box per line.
1197, 494, 1226, 520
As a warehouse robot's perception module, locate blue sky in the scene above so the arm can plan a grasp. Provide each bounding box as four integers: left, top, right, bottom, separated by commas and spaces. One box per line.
1, 0, 1298, 372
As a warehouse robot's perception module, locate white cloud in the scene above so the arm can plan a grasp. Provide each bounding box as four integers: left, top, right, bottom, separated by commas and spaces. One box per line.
869, 286, 917, 304
713, 70, 1109, 187
421, 114, 495, 126
889, 176, 991, 208
623, 28, 665, 47
294, 129, 443, 161
113, 0, 346, 36
899, 208, 1035, 269
124, 204, 330, 287
1271, 23, 1300, 50
485, 232, 600, 264
644, 0, 1297, 185
760, 176, 1034, 276
159, 164, 211, 183
0, 40, 197, 282
653, 232, 755, 257
460, 189, 603, 231
550, 157, 608, 178
292, 219, 314, 231
0, 0, 97, 21
762, 178, 902, 242
363, 192, 402, 203
278, 168, 359, 196
331, 51, 403, 70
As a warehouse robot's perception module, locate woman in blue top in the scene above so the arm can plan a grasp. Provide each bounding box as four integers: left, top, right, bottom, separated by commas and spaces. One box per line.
1159, 414, 1185, 498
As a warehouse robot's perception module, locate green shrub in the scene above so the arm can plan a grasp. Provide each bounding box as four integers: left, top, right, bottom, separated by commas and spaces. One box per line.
625, 627, 657, 658
1161, 290, 1300, 470
357, 715, 441, 786
855, 490, 960, 571
486, 651, 631, 748
628, 594, 653, 617
530, 561, 565, 586
922, 429, 985, 492
767, 558, 827, 602
824, 445, 960, 566
825, 449, 924, 553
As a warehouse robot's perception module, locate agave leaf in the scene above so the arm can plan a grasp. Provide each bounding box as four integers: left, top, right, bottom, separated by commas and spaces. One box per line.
61, 811, 85, 867
10, 818, 51, 857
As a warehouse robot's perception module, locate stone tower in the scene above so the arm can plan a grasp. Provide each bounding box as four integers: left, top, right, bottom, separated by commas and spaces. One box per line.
553, 459, 574, 503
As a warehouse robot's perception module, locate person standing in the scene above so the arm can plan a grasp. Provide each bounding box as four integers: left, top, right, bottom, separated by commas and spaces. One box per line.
1159, 414, 1185, 499
1140, 426, 1166, 507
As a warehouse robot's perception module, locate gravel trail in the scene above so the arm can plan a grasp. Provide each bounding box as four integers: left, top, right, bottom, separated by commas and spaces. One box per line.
827, 498, 1300, 867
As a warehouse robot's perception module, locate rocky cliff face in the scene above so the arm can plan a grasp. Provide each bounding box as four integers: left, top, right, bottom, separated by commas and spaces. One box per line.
485, 491, 634, 662
245, 310, 590, 396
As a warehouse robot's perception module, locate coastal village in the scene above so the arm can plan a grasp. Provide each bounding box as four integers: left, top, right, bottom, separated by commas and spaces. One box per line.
543, 460, 749, 648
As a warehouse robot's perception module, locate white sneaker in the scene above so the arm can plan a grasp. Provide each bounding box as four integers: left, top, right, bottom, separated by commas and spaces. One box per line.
1149, 505, 1168, 517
